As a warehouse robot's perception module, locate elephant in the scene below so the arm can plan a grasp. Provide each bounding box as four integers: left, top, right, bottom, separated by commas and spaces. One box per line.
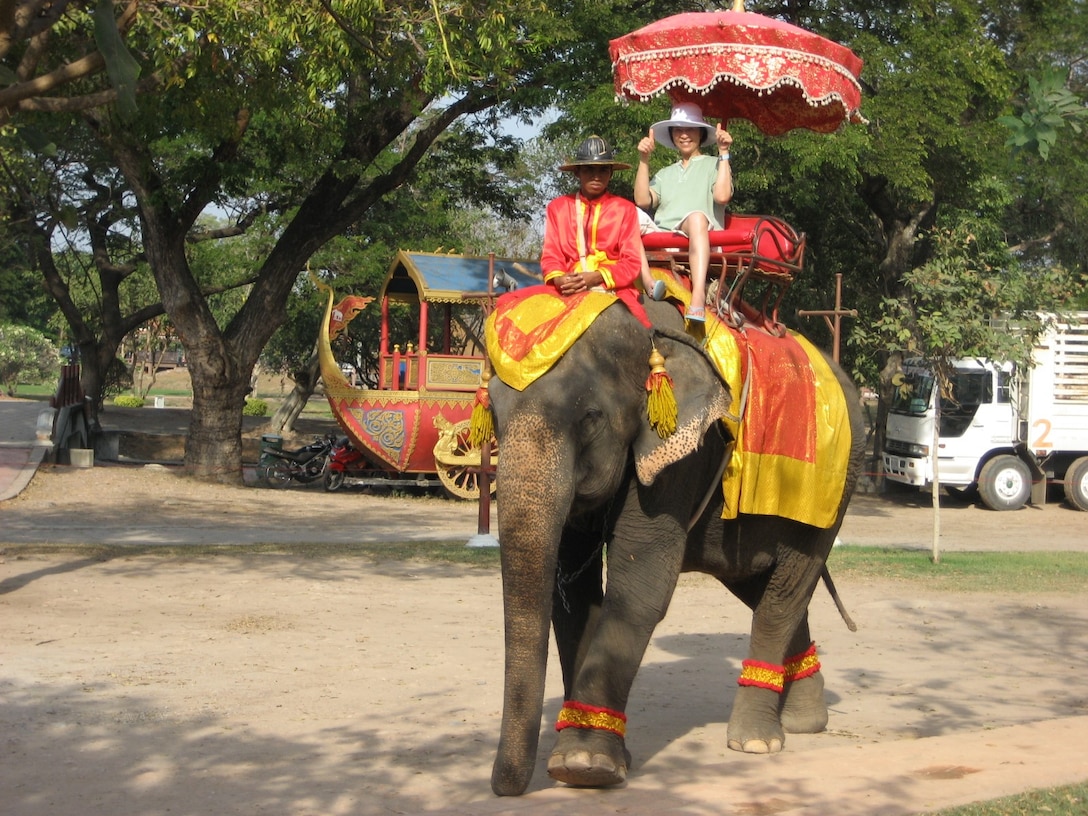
485, 294, 866, 797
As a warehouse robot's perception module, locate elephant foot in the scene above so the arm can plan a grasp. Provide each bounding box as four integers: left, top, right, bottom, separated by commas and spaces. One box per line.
547, 729, 630, 788
728, 686, 785, 754
779, 673, 828, 734
726, 734, 783, 754
547, 749, 627, 787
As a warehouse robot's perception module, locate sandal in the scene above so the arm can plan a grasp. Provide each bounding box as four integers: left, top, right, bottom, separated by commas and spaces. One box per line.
651, 280, 667, 301
684, 306, 706, 322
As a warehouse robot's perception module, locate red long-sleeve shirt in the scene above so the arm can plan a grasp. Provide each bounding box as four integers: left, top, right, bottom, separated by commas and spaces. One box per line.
540, 191, 643, 291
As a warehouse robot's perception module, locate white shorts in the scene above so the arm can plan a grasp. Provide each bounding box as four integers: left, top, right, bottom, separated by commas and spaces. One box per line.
638, 208, 716, 235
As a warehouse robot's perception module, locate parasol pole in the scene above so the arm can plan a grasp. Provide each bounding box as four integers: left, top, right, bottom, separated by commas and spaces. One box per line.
721, 0, 744, 129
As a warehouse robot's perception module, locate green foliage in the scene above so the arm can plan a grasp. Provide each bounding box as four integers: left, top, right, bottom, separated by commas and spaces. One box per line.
242, 398, 269, 416
0, 323, 61, 395
102, 357, 133, 405
112, 394, 144, 408
999, 68, 1088, 160
860, 215, 1076, 387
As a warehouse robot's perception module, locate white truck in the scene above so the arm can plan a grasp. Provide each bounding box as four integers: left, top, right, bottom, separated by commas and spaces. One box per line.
882, 312, 1088, 511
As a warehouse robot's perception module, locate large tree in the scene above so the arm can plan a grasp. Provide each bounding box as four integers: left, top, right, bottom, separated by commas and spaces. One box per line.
1, 0, 614, 481
549, 0, 1085, 473
4, 0, 1086, 485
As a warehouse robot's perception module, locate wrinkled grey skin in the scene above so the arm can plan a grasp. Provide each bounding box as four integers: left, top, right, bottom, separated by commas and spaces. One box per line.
488, 298, 865, 797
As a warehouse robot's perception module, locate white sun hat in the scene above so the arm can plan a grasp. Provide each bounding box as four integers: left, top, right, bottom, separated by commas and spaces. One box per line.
651, 102, 716, 149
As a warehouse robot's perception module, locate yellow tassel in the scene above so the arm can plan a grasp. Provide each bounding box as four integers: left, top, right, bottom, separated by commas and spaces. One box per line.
468, 368, 494, 448
646, 346, 678, 439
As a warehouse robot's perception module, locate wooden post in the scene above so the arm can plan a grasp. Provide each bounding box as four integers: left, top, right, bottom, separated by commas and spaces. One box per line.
468, 254, 499, 548
797, 273, 857, 363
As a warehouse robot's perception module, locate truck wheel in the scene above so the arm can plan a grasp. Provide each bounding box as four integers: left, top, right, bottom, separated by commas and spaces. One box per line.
1063, 456, 1088, 512
978, 455, 1031, 511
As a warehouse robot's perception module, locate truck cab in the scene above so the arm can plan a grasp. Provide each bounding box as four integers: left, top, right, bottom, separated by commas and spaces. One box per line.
883, 358, 1024, 507
882, 312, 1088, 512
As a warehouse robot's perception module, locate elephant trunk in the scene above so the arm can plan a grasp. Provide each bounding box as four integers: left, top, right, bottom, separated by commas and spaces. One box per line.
491, 413, 575, 796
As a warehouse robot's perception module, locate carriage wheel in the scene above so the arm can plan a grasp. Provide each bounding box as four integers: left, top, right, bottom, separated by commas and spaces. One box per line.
435, 419, 498, 501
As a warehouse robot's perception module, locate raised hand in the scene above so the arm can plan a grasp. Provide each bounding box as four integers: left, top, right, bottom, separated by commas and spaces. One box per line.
637, 127, 655, 161
716, 123, 733, 153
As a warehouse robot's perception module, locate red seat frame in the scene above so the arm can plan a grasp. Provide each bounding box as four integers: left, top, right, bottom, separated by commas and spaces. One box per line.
642, 214, 805, 333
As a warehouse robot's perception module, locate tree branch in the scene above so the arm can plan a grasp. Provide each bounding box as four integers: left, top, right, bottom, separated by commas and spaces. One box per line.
1007, 224, 1064, 255
177, 107, 252, 230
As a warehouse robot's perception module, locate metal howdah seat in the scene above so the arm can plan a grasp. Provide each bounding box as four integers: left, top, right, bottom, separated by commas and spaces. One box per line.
642, 213, 805, 334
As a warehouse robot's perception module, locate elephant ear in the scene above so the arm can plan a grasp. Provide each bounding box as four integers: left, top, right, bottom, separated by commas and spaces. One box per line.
632, 328, 733, 486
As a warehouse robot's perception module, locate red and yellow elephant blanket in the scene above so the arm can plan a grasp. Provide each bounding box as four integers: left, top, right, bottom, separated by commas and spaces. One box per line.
484, 287, 851, 530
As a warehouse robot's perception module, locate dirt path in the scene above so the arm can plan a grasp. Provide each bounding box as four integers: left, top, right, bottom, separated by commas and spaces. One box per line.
1, 462, 1087, 814
2, 550, 1086, 816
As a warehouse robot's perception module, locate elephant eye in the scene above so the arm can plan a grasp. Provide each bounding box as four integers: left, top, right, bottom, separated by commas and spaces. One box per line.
575, 407, 606, 443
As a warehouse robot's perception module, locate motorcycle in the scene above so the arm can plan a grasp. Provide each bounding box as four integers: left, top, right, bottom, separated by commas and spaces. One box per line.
258, 433, 336, 488
324, 436, 371, 491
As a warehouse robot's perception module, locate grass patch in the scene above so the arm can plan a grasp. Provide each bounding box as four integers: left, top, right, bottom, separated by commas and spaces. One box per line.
8, 385, 52, 398
4, 542, 1086, 595
929, 781, 1087, 815
829, 546, 1088, 593
0, 540, 502, 567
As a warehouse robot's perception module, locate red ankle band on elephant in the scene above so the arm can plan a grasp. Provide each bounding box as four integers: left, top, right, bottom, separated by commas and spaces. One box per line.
784, 642, 822, 682
739, 659, 786, 692
555, 700, 628, 737
738, 643, 823, 692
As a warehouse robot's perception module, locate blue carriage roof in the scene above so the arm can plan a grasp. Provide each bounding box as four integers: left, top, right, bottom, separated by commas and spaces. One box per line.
382, 250, 543, 304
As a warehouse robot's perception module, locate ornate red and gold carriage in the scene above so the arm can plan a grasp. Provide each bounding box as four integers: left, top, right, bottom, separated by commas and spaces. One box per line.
316, 250, 540, 499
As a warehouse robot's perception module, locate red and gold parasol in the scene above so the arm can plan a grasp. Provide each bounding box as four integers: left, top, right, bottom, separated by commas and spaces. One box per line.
609, 2, 864, 135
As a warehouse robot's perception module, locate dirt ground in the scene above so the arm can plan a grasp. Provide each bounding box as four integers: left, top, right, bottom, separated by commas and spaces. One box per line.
2, 405, 1088, 814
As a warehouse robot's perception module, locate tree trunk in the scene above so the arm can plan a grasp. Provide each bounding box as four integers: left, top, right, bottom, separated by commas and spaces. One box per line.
874, 351, 903, 492
185, 354, 251, 483
265, 351, 320, 435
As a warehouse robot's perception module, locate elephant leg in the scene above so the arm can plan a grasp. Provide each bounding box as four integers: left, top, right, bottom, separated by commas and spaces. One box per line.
490, 420, 575, 797
724, 545, 829, 753
552, 524, 605, 698
547, 505, 687, 787
721, 571, 786, 753
778, 618, 828, 734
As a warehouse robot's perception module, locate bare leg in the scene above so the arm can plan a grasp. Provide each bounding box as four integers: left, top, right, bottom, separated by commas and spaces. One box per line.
638, 245, 655, 294
680, 212, 710, 315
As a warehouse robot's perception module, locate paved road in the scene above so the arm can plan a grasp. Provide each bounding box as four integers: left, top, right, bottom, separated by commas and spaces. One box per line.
0, 399, 51, 502
3, 397, 1085, 552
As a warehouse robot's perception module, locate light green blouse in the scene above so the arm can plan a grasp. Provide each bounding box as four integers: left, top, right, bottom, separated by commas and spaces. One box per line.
648, 154, 727, 232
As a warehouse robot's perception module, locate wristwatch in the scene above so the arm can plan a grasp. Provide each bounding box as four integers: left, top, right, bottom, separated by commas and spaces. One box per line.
718, 152, 731, 163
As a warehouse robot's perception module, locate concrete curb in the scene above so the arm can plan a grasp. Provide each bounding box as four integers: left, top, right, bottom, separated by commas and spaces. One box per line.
0, 446, 48, 502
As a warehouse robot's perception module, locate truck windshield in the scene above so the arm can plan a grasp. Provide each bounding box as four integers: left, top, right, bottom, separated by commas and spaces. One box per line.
889, 372, 934, 416
890, 368, 993, 435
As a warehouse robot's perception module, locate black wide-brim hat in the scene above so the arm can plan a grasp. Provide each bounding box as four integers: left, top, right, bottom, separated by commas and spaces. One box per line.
559, 135, 632, 171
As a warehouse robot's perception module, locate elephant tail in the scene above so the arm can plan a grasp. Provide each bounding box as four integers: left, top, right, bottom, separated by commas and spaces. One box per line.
821, 566, 857, 632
